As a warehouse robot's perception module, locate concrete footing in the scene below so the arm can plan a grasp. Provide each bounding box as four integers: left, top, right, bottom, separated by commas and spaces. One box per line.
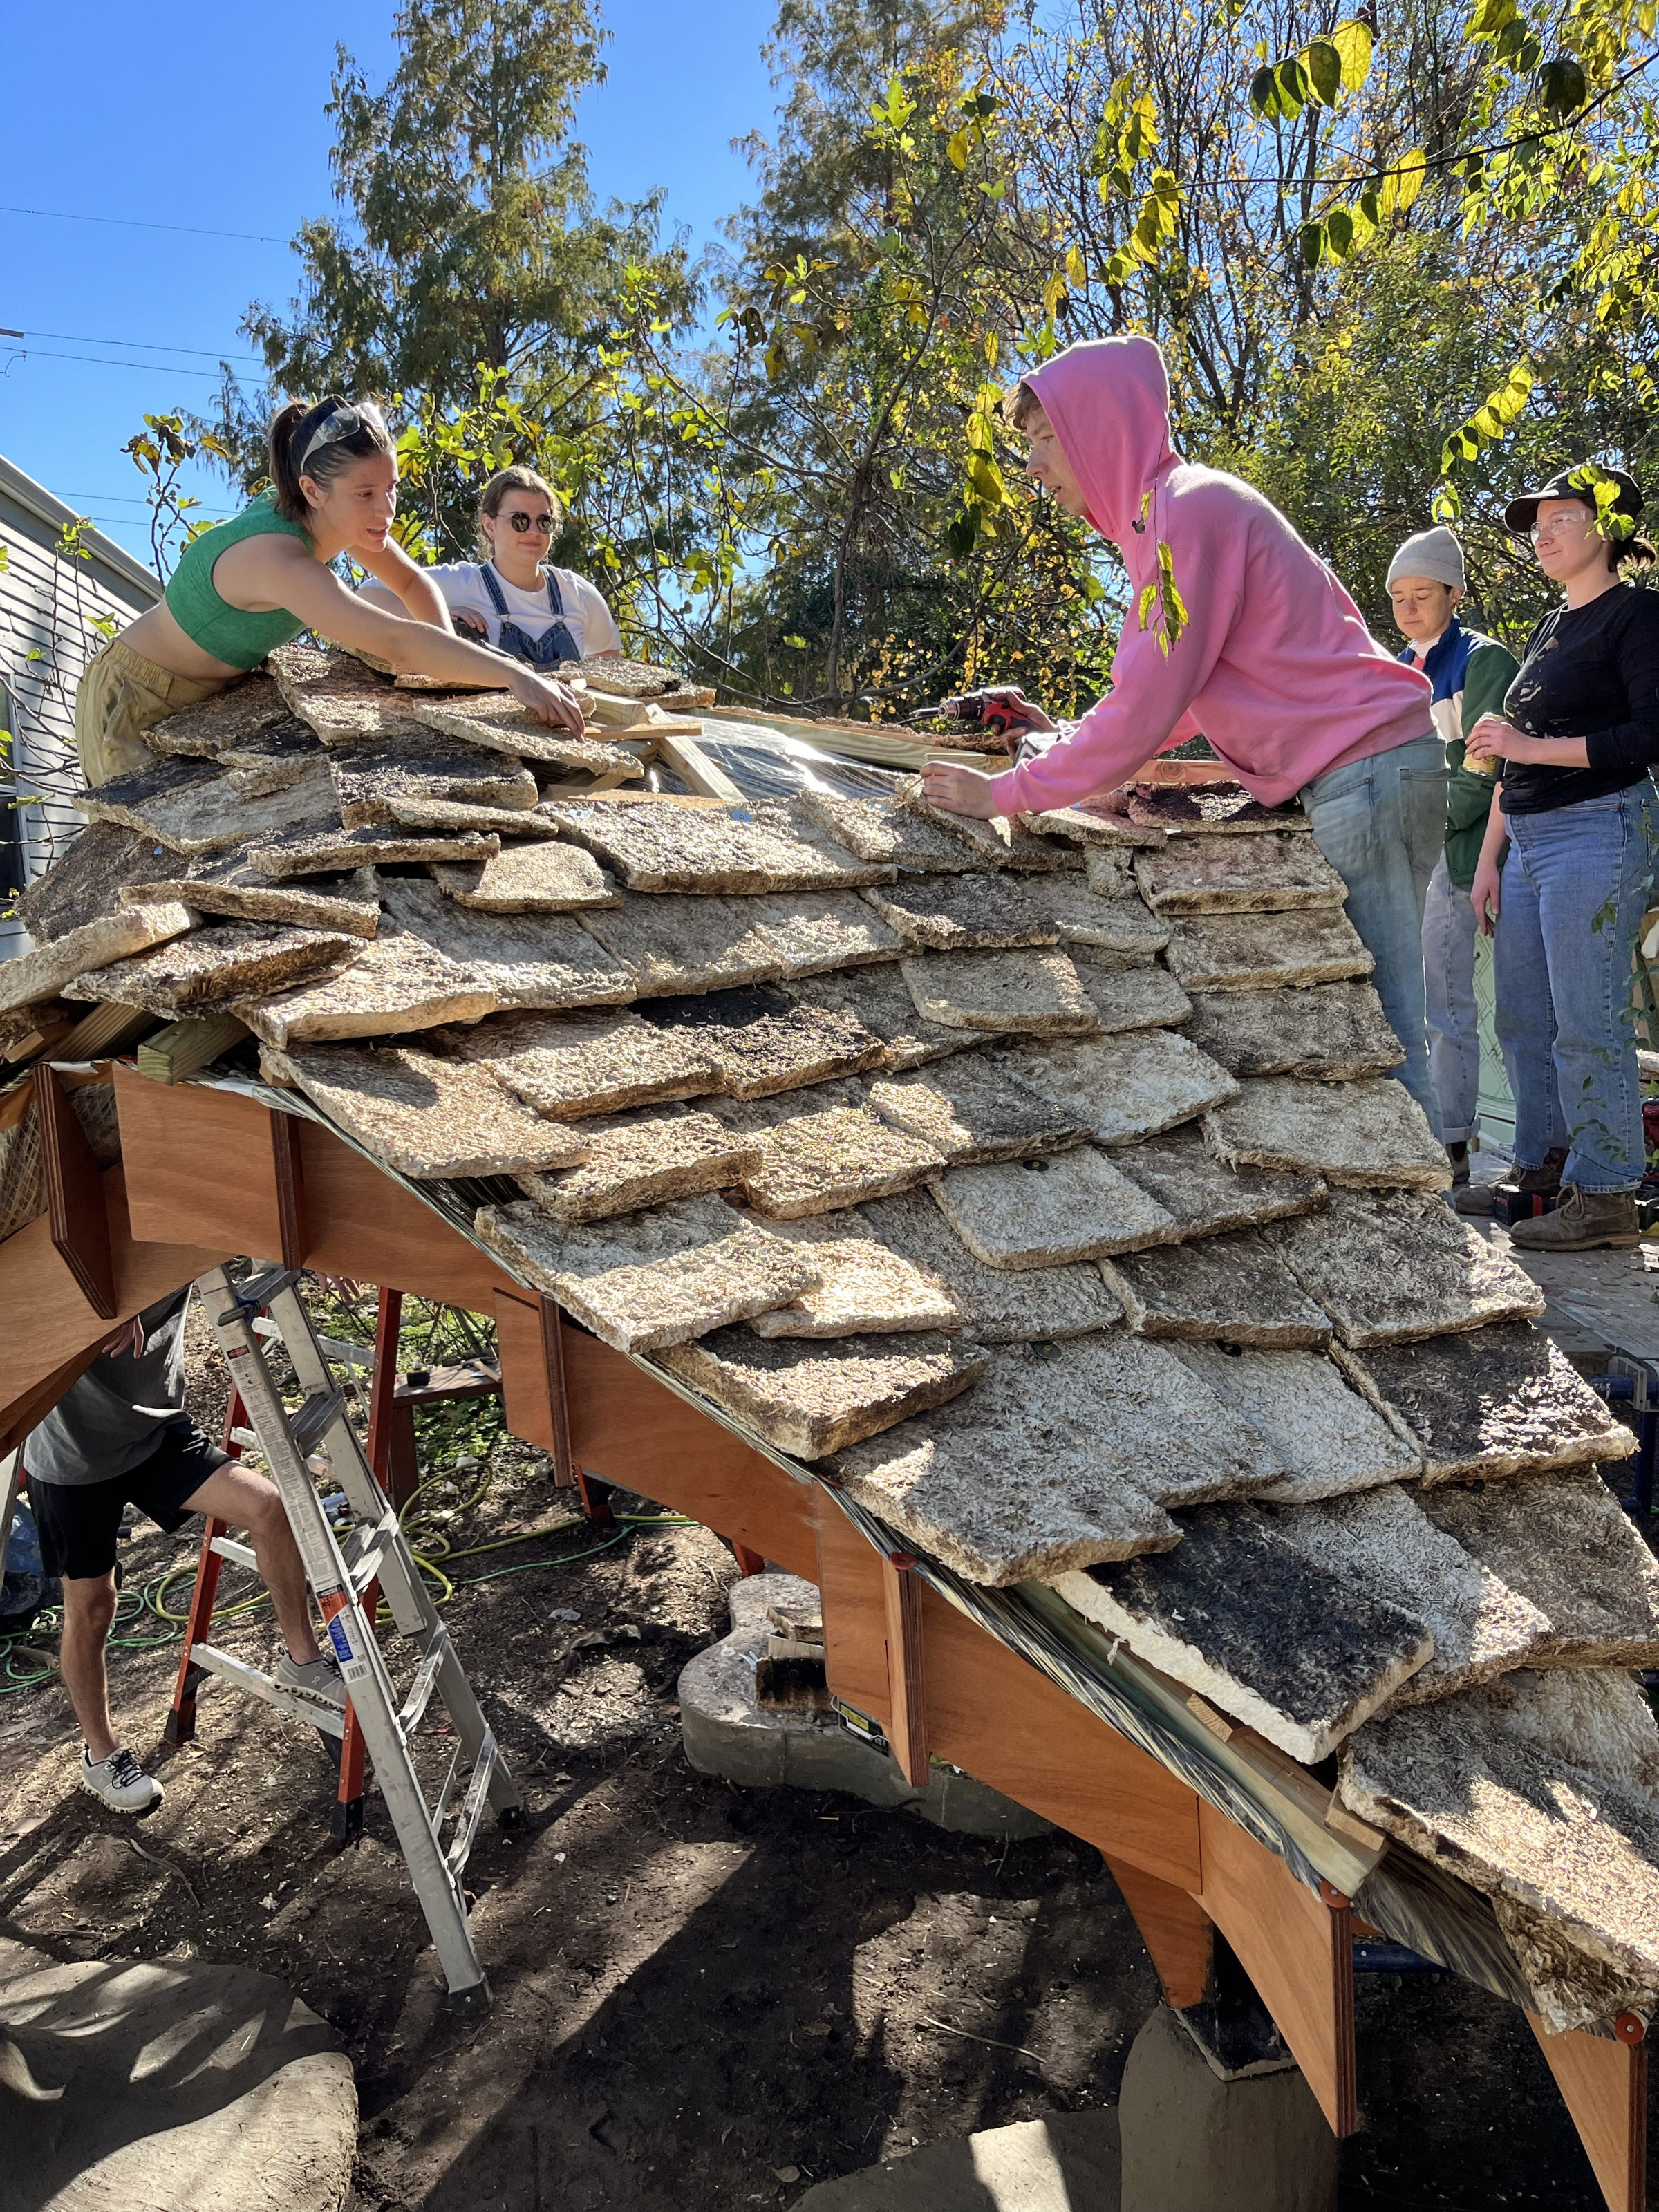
1118, 2006, 1338, 2212
778, 2005, 1338, 2212
791, 2107, 1121, 2211
0, 1938, 356, 2212
678, 1573, 1049, 1839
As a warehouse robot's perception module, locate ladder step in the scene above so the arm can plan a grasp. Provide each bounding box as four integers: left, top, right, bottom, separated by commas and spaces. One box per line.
208, 1535, 258, 1571
234, 1265, 301, 1314
446, 1731, 499, 1880
346, 1507, 401, 1596
188, 1643, 346, 1738
399, 1625, 450, 1733
290, 1387, 346, 1459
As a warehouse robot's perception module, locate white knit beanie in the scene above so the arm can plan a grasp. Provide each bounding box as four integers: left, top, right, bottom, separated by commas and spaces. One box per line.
1387, 526, 1465, 592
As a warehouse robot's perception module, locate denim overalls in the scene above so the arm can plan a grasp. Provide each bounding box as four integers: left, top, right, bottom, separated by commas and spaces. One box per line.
478, 562, 581, 666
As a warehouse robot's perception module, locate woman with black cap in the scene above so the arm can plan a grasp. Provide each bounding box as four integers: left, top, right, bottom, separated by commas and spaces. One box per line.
1463, 465, 1659, 1249
73, 394, 586, 787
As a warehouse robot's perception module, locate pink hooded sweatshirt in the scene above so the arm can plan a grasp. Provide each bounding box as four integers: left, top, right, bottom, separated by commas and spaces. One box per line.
986, 337, 1432, 815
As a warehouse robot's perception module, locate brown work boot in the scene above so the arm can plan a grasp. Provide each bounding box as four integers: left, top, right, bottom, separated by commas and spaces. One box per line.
1456, 1145, 1568, 1219
1507, 1183, 1640, 1252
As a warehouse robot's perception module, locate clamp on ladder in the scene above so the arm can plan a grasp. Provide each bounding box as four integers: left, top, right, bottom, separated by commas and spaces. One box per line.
169, 1263, 523, 2015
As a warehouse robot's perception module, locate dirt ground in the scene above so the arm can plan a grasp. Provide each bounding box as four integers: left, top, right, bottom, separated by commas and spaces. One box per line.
0, 1312, 1649, 2211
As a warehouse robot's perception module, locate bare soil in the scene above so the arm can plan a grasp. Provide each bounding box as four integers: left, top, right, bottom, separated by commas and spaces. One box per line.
0, 1315, 1646, 2211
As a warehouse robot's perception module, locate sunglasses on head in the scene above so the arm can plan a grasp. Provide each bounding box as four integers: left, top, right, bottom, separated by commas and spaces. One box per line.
505, 510, 556, 535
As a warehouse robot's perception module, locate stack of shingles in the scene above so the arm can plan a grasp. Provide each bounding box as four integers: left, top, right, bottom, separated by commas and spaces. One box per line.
24, 647, 1659, 2036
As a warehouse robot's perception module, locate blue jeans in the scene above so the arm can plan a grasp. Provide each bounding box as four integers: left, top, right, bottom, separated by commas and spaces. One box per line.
1492, 782, 1659, 1191
1300, 733, 1447, 1127
1422, 852, 1481, 1142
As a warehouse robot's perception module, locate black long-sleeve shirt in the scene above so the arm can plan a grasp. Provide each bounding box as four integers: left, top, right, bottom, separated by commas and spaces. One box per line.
1499, 583, 1659, 814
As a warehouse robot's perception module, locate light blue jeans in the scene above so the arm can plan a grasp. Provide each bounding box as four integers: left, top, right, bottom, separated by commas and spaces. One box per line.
1300, 732, 1447, 1127
1492, 781, 1659, 1191
1422, 852, 1481, 1143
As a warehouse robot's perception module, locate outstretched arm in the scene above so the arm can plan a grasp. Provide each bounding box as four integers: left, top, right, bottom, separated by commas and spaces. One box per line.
354, 536, 456, 631
225, 536, 585, 733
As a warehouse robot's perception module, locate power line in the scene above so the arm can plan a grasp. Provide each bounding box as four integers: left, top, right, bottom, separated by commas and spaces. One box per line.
20, 327, 264, 365
0, 345, 240, 382
0, 202, 289, 247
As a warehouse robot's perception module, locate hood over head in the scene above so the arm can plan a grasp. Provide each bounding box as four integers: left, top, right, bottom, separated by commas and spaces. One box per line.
1021, 336, 1179, 545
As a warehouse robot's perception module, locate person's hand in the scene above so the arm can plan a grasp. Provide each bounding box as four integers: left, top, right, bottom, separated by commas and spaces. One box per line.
509, 666, 587, 738
920, 763, 1003, 818
101, 1316, 145, 1359
949, 687, 1058, 749
454, 610, 489, 644
1470, 856, 1503, 939
1465, 715, 1533, 771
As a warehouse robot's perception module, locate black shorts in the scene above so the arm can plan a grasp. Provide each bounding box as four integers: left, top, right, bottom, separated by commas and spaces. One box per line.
26, 1424, 229, 1582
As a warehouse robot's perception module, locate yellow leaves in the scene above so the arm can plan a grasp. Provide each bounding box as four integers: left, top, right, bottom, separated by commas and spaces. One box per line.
1136, 541, 1190, 655
1440, 361, 1534, 473
1065, 244, 1087, 287
1249, 19, 1374, 117
1103, 170, 1183, 285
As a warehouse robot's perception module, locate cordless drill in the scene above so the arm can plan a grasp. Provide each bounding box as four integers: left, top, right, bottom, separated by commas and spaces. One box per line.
924, 687, 1052, 753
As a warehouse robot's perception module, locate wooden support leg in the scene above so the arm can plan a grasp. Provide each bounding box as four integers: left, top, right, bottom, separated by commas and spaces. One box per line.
1105, 1854, 1215, 2012
33, 1065, 116, 1319
366, 1289, 404, 1487
732, 1544, 767, 1576
881, 1553, 929, 1788
1527, 2012, 1647, 2212
270, 1110, 308, 1269
1196, 1802, 1357, 2135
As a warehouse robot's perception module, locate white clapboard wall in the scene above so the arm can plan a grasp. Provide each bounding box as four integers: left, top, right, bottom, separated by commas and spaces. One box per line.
0, 454, 161, 958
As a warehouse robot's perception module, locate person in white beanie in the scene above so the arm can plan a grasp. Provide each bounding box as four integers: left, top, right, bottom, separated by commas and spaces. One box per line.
1387, 527, 1519, 1194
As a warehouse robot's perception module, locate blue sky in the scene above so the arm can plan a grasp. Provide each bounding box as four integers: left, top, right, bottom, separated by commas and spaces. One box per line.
1, 0, 776, 568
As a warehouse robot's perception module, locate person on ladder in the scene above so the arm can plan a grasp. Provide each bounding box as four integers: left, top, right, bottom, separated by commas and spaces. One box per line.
22, 1290, 342, 1816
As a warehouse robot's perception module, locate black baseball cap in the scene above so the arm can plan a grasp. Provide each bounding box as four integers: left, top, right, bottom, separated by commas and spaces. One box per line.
1504, 465, 1644, 537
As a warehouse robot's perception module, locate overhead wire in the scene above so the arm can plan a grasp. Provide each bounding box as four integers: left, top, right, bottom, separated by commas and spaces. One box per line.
0, 202, 288, 247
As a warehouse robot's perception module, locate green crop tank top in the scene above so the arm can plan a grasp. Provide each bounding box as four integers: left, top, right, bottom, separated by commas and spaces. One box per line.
163, 489, 314, 667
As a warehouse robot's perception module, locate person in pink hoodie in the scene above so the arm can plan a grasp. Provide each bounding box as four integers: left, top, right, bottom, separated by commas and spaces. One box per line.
921, 336, 1445, 1121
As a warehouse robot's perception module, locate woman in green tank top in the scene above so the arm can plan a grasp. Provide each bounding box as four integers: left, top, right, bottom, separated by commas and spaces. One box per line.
76, 395, 585, 784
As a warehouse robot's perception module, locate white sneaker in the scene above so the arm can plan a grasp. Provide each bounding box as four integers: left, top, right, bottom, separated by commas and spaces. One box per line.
79, 1746, 165, 1817
274, 1651, 347, 1708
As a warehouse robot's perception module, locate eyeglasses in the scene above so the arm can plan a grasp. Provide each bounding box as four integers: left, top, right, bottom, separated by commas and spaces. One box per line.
1530, 512, 1591, 541
505, 511, 556, 536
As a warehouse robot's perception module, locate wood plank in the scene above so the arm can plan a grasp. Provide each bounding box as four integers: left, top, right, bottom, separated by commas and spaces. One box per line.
294, 1119, 509, 1310
0, 1342, 104, 1461
814, 1489, 893, 1725
271, 1111, 308, 1269
1196, 1799, 1356, 2135
34, 1064, 116, 1318
1526, 2015, 1647, 2212
116, 1067, 285, 1261
493, 1283, 583, 1486
919, 1581, 1204, 1891
0, 1163, 229, 1418
653, 729, 746, 805
1105, 1855, 1215, 2011
881, 1553, 930, 1786
562, 1329, 818, 1577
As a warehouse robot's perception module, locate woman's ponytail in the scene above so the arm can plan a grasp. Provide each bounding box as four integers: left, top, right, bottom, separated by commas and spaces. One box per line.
267, 400, 310, 523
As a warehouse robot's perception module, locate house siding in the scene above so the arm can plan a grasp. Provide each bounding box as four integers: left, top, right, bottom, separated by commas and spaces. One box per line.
0, 457, 160, 958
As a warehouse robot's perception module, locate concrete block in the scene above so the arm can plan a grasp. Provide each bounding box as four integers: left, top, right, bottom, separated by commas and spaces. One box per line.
789, 2107, 1121, 2211
1117, 2005, 1338, 2212
679, 1573, 1050, 1839
0, 1936, 355, 2212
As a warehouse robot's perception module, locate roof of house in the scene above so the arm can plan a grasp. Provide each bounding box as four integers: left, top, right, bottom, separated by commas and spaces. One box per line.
0, 451, 162, 615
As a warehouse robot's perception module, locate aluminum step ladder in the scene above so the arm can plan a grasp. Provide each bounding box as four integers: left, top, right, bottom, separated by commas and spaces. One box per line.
187, 1262, 523, 2014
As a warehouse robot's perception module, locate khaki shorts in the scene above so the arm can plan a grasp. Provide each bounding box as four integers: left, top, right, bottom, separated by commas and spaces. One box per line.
73, 637, 225, 788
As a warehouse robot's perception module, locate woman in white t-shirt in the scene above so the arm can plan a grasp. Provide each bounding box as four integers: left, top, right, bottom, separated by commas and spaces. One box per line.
362, 465, 622, 668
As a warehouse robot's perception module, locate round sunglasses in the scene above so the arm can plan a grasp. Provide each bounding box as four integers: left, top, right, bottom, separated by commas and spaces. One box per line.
503, 510, 556, 535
